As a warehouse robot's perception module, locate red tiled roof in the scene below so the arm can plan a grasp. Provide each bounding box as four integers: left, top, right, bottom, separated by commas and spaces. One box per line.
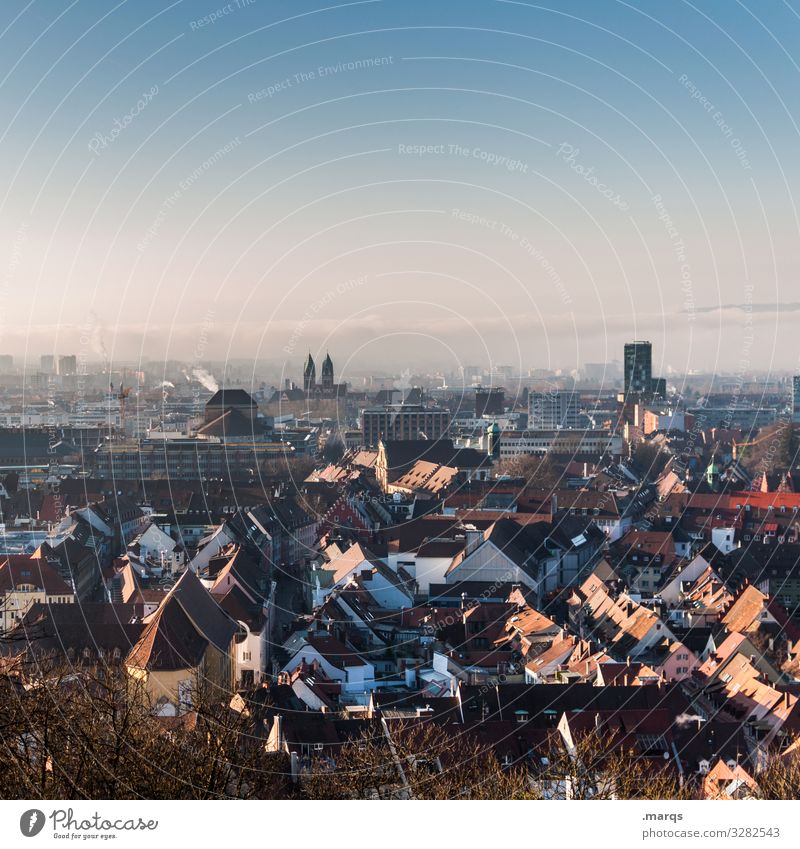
0, 555, 72, 596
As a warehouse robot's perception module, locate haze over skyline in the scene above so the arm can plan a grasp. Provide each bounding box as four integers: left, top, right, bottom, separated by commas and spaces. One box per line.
2, 1, 800, 375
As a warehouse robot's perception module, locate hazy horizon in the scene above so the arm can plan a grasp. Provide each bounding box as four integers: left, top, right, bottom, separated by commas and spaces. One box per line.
2, 1, 800, 374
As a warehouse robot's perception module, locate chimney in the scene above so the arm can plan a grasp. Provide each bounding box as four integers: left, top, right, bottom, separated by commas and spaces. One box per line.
551, 493, 558, 519
464, 525, 482, 555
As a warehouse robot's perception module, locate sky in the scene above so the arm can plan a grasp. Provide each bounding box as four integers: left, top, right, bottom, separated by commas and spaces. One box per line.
1, 0, 800, 382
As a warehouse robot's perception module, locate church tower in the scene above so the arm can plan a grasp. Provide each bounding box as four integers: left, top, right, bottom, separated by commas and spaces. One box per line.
321, 352, 334, 393
303, 352, 316, 395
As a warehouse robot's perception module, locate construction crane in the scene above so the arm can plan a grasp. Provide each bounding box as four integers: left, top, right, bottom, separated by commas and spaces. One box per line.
110, 380, 132, 434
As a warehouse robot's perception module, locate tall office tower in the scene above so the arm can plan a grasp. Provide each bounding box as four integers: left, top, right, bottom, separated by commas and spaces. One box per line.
58, 355, 78, 376
793, 375, 800, 424
624, 340, 653, 395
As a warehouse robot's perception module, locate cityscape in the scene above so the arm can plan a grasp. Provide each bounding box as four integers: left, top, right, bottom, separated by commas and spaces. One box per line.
1, 0, 800, 827
1, 341, 800, 803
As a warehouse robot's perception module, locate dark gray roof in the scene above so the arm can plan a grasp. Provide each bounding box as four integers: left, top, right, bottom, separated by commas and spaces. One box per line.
196, 408, 257, 438
1, 602, 145, 659
206, 388, 257, 408
169, 568, 239, 653
381, 439, 491, 475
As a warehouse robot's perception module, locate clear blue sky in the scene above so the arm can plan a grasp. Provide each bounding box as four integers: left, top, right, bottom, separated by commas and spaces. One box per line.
2, 0, 799, 379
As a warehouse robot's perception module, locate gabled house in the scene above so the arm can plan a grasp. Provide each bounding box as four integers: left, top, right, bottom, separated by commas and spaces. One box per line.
280, 631, 376, 694
524, 634, 578, 683
205, 545, 274, 686
125, 569, 239, 714
315, 542, 413, 608
444, 517, 603, 598
503, 604, 561, 658
701, 758, 759, 799
127, 521, 184, 574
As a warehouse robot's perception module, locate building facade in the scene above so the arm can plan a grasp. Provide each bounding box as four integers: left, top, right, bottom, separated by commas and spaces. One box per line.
624, 340, 652, 395
361, 405, 451, 447
793, 375, 800, 424
497, 429, 622, 459
529, 389, 580, 429
94, 437, 291, 480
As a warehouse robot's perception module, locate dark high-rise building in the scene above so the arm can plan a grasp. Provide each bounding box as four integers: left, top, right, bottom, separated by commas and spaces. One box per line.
475, 387, 505, 416
793, 375, 800, 424
650, 377, 667, 399
623, 341, 652, 395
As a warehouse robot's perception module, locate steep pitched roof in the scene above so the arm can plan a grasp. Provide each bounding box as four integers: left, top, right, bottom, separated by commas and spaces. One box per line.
126, 569, 238, 671
126, 598, 209, 671
209, 546, 270, 605
325, 542, 384, 585
721, 585, 769, 633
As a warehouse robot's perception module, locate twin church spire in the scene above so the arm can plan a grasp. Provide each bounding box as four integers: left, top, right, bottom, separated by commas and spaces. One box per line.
303, 351, 335, 396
